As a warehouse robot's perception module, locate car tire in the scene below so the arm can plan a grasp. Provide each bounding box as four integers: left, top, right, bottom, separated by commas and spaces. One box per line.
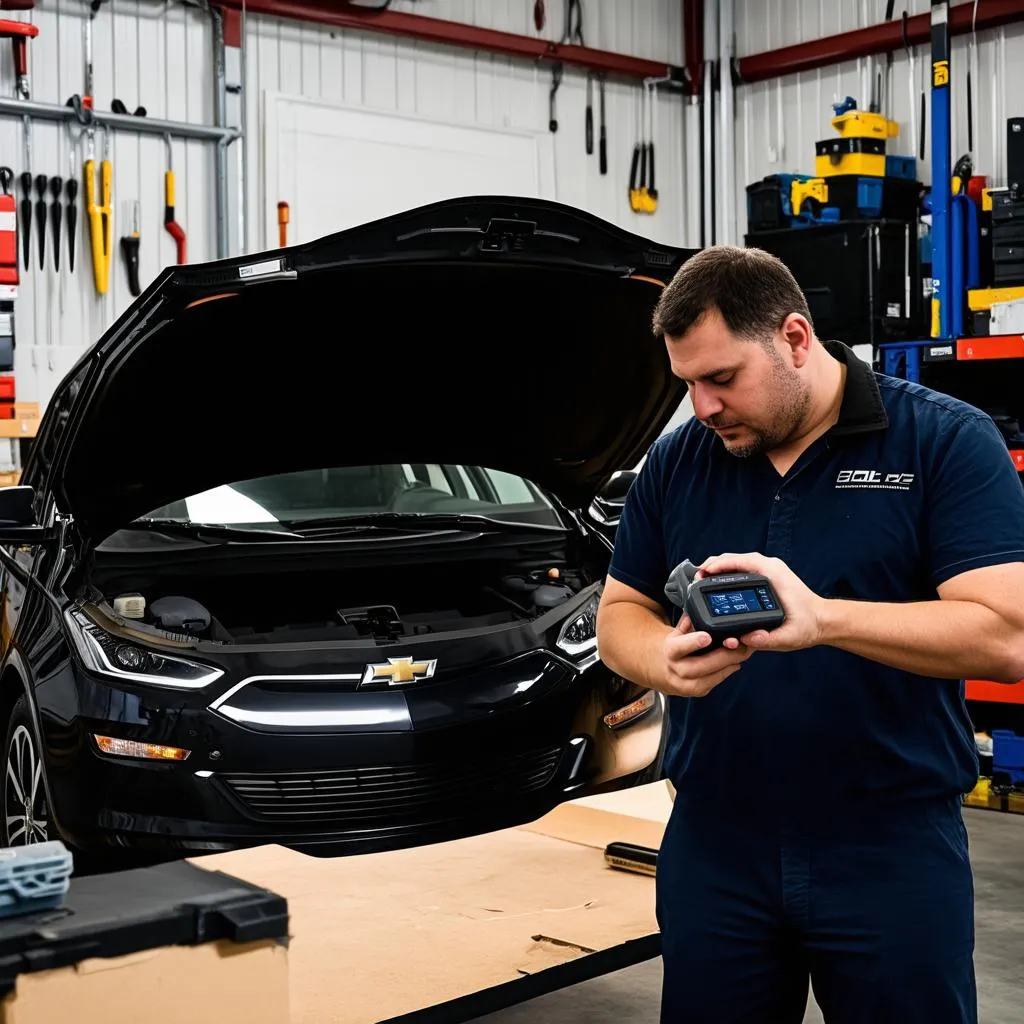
2, 695, 51, 848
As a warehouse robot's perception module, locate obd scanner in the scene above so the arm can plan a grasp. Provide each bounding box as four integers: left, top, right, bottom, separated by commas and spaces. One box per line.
664, 559, 786, 648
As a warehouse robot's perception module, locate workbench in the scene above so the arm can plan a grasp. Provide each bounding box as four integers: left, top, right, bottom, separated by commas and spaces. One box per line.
194, 790, 669, 1024
0, 785, 671, 1024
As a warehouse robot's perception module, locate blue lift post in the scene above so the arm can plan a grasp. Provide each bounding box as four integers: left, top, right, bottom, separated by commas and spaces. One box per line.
881, 0, 953, 382
930, 0, 952, 342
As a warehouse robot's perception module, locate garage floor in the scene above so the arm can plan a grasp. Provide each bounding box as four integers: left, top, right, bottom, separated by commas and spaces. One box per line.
474, 808, 1024, 1024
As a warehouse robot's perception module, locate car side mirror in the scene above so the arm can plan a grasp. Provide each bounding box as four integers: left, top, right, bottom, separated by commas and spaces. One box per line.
587, 471, 638, 529
598, 471, 637, 503
0, 486, 48, 544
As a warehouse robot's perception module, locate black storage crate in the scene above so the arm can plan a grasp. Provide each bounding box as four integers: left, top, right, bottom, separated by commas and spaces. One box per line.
744, 220, 923, 347
0, 859, 289, 1001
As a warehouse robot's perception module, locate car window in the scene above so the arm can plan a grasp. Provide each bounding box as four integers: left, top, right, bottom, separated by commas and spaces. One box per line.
137, 464, 564, 529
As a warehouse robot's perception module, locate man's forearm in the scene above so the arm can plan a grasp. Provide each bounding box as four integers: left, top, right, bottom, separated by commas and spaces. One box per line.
818, 597, 1024, 683
597, 602, 673, 691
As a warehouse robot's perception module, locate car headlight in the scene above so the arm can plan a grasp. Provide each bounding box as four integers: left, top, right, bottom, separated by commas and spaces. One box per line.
64, 608, 223, 690
556, 594, 599, 664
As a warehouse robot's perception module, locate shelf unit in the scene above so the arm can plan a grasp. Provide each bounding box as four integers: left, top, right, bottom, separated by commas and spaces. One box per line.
882, 335, 1024, 706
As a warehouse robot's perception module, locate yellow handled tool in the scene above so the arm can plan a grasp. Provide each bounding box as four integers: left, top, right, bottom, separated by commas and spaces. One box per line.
85, 129, 112, 295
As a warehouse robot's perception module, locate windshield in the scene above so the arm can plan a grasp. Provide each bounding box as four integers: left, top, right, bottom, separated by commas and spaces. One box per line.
135, 463, 565, 530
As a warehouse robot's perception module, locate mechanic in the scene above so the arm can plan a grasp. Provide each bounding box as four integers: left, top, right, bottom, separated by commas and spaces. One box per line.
596, 245, 1024, 1024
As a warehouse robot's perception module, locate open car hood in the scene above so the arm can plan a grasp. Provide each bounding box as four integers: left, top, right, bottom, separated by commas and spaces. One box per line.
49, 196, 696, 543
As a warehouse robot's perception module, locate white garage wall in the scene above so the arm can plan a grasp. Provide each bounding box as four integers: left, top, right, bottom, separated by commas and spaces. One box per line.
730, 0, 1024, 240
244, 1, 692, 253
2, 0, 693, 414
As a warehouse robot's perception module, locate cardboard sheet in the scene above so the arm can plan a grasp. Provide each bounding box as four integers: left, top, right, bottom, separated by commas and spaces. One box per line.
191, 789, 671, 1024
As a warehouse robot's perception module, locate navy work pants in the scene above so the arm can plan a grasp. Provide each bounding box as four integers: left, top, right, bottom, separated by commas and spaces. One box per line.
655, 795, 976, 1023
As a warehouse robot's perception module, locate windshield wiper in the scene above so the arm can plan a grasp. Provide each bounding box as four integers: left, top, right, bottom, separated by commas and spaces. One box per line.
128, 519, 304, 541
287, 513, 566, 535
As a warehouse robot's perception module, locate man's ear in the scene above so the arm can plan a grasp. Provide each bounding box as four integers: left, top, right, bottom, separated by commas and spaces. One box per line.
780, 312, 813, 367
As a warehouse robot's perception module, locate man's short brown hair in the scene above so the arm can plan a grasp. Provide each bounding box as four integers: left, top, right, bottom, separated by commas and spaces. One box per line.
652, 244, 814, 343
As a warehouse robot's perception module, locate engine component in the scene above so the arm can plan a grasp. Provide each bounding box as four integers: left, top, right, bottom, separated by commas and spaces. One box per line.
531, 583, 574, 609
499, 567, 576, 612
149, 596, 212, 637
113, 593, 145, 619
337, 604, 404, 641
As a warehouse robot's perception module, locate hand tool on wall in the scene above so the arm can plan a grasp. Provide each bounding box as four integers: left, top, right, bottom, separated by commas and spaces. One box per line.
120, 200, 140, 297
967, 0, 979, 154
65, 152, 78, 274
878, 0, 895, 118
629, 85, 644, 212
548, 62, 562, 132
598, 73, 607, 175
33, 173, 45, 270
85, 128, 112, 294
532, 0, 544, 32
163, 135, 186, 264
585, 72, 594, 155
548, 0, 583, 134
0, 19, 37, 101
644, 78, 658, 213
17, 171, 29, 269
48, 176, 61, 272
0, 19, 39, 271
110, 98, 146, 117
902, 11, 926, 162
277, 201, 289, 247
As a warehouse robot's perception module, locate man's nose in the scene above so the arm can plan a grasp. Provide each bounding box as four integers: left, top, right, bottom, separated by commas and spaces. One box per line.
690, 384, 724, 421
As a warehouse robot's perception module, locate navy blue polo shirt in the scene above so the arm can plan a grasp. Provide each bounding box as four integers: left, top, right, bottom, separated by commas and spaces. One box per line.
609, 340, 1024, 814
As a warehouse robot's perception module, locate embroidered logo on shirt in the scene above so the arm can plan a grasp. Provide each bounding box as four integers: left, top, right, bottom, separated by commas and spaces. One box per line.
835, 469, 916, 491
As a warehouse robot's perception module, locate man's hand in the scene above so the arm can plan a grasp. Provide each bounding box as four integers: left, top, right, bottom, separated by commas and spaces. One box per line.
661, 614, 753, 697
698, 552, 826, 652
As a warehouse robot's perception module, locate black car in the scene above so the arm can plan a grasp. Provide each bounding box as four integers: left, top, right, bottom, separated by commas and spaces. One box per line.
0, 196, 693, 867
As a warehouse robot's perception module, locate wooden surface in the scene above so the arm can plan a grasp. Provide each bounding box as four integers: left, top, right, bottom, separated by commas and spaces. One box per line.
189, 792, 670, 1024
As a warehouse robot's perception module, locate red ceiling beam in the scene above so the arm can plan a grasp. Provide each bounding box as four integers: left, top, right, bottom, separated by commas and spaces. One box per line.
737, 0, 1024, 84
215, 0, 685, 85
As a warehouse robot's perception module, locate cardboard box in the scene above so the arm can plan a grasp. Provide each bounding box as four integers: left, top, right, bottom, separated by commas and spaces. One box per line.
0, 859, 290, 1024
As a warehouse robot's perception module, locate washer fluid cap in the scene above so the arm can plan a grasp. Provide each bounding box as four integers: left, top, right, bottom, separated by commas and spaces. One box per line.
113, 593, 146, 619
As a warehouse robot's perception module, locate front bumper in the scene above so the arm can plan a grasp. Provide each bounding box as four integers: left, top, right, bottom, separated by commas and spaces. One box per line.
38, 649, 665, 858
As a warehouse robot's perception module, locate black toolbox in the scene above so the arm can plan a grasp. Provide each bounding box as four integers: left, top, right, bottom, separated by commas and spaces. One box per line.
0, 858, 290, 1023
744, 219, 923, 348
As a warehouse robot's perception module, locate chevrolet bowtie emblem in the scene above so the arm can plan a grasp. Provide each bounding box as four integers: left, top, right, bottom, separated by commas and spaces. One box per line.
362, 656, 438, 687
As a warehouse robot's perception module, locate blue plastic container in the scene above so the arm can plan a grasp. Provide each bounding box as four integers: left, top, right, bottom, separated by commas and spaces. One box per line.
992, 729, 1024, 785
0, 840, 73, 918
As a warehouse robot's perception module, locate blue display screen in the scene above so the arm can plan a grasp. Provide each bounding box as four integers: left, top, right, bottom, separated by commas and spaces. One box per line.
706, 586, 777, 616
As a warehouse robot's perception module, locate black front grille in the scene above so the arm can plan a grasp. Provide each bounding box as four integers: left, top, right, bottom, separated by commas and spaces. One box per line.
219, 745, 566, 828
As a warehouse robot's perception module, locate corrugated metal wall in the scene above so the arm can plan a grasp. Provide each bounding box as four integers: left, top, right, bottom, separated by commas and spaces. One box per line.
732, 0, 1024, 240
4, 0, 691, 417
241, 0, 692, 254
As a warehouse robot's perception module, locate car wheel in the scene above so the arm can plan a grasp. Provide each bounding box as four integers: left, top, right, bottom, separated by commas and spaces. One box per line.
2, 696, 50, 847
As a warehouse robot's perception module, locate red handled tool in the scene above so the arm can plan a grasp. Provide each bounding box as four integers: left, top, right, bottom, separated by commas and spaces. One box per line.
0, 19, 38, 102
0, 19, 39, 270
163, 135, 185, 264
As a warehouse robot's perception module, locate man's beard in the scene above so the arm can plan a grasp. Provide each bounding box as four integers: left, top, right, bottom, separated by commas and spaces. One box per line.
707, 357, 812, 459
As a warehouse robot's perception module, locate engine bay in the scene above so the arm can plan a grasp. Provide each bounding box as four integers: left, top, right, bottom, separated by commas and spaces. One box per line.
89, 558, 596, 646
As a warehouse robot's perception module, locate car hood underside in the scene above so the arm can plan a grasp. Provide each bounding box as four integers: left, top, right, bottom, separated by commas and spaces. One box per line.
53, 196, 694, 542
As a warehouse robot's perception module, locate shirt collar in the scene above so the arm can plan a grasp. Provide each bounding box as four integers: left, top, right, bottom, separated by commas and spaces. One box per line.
822, 339, 889, 436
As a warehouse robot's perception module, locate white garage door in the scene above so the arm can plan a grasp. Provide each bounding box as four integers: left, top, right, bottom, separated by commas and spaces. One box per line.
262, 93, 556, 249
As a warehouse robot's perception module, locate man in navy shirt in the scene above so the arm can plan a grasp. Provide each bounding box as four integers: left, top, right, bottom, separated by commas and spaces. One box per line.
597, 245, 1024, 1024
